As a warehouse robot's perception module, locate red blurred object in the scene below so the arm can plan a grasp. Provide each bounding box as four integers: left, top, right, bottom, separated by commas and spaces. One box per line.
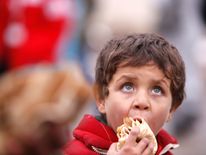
0, 0, 75, 71
0, 0, 9, 61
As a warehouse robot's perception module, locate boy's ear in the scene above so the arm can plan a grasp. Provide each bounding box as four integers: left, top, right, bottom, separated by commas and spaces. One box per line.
93, 84, 106, 114
167, 108, 176, 122
96, 99, 106, 114
166, 113, 173, 122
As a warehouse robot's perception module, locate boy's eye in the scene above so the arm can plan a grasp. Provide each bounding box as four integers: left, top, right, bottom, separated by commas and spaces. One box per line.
152, 86, 163, 95
121, 82, 134, 93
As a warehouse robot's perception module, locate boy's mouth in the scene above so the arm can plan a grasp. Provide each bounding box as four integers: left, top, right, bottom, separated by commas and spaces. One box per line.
133, 117, 143, 123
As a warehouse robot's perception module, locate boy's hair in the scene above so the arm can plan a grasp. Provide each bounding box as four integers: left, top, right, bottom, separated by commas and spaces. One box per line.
95, 33, 185, 110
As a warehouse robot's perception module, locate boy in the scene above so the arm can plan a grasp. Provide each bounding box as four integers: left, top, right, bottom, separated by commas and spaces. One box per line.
63, 33, 185, 155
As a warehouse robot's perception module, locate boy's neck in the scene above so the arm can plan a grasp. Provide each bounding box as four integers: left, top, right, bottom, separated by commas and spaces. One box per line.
95, 114, 108, 125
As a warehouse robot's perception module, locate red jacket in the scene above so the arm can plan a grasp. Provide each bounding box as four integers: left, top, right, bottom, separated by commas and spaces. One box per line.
63, 115, 179, 155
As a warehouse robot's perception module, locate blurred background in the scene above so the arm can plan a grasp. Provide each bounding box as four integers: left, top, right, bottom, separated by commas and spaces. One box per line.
0, 0, 206, 154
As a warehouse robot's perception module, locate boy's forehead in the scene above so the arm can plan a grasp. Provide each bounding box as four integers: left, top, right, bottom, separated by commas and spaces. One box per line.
116, 61, 160, 73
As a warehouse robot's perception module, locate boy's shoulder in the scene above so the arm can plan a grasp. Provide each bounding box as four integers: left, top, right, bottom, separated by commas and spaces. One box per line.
73, 114, 118, 143
63, 114, 117, 155
156, 129, 179, 155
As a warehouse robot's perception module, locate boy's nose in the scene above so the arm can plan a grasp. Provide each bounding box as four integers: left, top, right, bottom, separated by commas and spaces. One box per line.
133, 101, 150, 110
133, 91, 150, 110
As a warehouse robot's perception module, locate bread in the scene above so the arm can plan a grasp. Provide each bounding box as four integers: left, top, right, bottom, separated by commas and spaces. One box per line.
116, 117, 158, 154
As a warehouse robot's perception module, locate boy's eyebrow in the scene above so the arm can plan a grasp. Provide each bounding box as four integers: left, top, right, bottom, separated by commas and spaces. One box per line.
116, 74, 170, 88
152, 78, 170, 88
115, 74, 139, 82
117, 74, 135, 79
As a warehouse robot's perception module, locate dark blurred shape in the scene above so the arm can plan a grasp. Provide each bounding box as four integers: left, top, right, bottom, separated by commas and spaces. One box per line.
158, 0, 182, 34
200, 0, 206, 26
0, 63, 92, 155
173, 106, 199, 138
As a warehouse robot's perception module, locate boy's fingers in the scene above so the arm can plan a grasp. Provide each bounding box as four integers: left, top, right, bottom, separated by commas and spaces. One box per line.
107, 143, 118, 154
135, 138, 150, 152
119, 126, 154, 155
141, 142, 154, 155
125, 126, 140, 144
109, 143, 117, 150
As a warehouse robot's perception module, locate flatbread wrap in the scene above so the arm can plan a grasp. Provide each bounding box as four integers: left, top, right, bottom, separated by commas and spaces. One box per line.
116, 117, 158, 154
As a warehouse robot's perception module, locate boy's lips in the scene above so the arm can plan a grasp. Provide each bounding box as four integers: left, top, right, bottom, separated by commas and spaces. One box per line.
131, 116, 149, 125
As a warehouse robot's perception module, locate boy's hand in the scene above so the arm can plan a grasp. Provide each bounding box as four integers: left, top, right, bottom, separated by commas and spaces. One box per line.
107, 126, 154, 155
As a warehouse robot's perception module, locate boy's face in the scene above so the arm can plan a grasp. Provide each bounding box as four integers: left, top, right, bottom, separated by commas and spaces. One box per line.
97, 63, 174, 135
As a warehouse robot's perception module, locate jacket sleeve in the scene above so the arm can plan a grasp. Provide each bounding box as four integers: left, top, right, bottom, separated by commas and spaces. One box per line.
63, 140, 98, 155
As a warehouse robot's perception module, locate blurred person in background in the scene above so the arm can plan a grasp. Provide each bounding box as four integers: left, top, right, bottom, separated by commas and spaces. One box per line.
0, 63, 92, 155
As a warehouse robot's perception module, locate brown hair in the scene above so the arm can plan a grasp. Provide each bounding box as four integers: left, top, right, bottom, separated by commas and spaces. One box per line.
95, 33, 185, 110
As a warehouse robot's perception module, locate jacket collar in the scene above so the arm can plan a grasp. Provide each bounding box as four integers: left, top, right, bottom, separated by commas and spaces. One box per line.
73, 114, 118, 149
73, 114, 179, 154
